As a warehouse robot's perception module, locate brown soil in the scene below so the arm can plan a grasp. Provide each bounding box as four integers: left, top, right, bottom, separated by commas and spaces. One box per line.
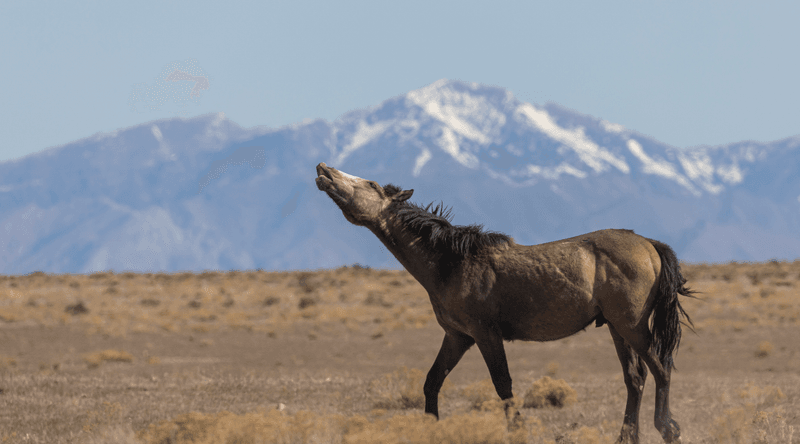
1, 263, 799, 443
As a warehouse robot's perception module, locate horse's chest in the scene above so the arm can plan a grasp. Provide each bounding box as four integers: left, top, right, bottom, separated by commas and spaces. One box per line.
428, 291, 500, 336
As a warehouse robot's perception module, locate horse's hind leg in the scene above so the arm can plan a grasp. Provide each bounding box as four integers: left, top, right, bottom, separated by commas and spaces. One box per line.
424, 332, 475, 418
640, 351, 680, 443
608, 324, 648, 444
615, 324, 681, 443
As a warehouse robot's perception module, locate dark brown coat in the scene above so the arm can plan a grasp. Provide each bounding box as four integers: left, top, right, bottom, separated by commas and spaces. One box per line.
315, 162, 693, 444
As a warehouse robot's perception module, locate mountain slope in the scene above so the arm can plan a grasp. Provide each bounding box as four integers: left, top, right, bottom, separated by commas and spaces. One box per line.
1, 80, 798, 274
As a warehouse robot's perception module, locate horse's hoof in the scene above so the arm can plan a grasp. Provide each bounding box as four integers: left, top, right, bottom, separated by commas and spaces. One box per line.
502, 399, 525, 431
658, 418, 681, 443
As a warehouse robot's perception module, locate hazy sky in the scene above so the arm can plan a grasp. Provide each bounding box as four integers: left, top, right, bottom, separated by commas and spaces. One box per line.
2, 1, 798, 163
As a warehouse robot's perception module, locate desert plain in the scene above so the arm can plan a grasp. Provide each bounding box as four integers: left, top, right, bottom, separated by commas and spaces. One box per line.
0, 261, 798, 443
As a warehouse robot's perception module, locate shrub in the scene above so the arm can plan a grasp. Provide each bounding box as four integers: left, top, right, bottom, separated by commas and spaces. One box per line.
522, 376, 577, 408
755, 341, 774, 358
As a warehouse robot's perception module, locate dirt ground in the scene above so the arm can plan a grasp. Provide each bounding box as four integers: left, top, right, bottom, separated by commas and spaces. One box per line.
1, 262, 799, 443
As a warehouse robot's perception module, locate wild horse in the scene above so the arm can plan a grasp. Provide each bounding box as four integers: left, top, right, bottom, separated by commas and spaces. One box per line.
315, 162, 693, 444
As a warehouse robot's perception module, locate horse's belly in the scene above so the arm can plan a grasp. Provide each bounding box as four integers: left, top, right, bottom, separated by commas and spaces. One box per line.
504, 318, 595, 342
499, 295, 599, 342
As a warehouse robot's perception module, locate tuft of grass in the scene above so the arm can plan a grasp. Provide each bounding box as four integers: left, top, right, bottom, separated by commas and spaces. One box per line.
65, 301, 89, 315
83, 349, 135, 369
522, 376, 577, 409
755, 341, 774, 358
0, 355, 17, 369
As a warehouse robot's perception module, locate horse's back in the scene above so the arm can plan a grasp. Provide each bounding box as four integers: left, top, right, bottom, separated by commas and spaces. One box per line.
533, 229, 659, 279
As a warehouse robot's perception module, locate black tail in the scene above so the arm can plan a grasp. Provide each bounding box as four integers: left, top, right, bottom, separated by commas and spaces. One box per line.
649, 240, 695, 371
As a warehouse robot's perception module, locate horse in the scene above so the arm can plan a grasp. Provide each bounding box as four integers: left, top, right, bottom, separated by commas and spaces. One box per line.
315, 162, 693, 444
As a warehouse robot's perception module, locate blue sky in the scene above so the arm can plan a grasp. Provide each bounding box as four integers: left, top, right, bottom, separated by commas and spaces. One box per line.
2, 1, 798, 163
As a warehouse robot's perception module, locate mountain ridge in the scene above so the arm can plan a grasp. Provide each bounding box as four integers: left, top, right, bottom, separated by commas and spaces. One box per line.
1, 79, 798, 274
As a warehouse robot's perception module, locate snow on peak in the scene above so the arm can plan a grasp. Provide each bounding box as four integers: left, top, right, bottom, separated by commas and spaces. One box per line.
438, 127, 479, 169
677, 151, 725, 194
406, 79, 506, 145
151, 124, 163, 142
517, 163, 588, 180
600, 119, 625, 134
412, 148, 432, 177
333, 119, 393, 165
626, 139, 698, 195
516, 103, 629, 174
716, 163, 744, 185
151, 124, 176, 161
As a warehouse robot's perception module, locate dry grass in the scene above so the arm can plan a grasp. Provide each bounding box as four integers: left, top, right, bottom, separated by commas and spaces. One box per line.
1, 261, 800, 443
711, 382, 795, 443
82, 349, 135, 369
1, 361, 797, 443
680, 260, 800, 333
461, 378, 500, 409
2, 261, 799, 338
522, 376, 577, 409
0, 267, 433, 338
135, 408, 540, 444
369, 367, 454, 410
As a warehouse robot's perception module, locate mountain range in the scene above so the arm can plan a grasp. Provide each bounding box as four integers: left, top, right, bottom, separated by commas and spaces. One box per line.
2, 79, 799, 274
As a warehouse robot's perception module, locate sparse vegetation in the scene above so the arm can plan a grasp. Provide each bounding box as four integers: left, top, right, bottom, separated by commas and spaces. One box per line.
0, 267, 437, 338
369, 367, 450, 410
1, 262, 799, 442
136, 408, 540, 444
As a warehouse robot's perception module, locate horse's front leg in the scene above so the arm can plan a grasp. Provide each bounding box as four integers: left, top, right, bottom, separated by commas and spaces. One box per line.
424, 331, 475, 418
474, 329, 513, 400
474, 329, 521, 426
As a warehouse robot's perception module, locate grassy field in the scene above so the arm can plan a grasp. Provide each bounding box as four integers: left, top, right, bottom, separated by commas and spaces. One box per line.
0, 262, 798, 443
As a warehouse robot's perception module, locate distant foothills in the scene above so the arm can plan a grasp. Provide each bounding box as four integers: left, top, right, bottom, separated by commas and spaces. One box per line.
1, 79, 799, 274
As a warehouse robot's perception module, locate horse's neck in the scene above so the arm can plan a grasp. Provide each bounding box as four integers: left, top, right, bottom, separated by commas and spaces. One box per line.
368, 220, 441, 293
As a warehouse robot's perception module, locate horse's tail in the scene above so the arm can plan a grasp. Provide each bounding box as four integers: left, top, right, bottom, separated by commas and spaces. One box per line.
649, 239, 695, 371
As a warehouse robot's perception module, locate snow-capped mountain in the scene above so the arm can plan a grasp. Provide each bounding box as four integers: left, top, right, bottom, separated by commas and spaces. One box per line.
1, 79, 798, 274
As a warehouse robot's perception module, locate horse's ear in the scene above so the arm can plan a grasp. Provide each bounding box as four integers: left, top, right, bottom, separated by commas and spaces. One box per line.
392, 189, 413, 202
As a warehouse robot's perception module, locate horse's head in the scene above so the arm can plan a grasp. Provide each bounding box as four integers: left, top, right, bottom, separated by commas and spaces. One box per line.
315, 162, 413, 226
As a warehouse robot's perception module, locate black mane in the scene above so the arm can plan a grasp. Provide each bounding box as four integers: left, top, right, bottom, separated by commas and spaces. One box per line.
383, 183, 511, 261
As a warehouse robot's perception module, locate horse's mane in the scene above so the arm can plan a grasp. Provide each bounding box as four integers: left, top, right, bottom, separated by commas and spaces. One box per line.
383, 184, 511, 260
